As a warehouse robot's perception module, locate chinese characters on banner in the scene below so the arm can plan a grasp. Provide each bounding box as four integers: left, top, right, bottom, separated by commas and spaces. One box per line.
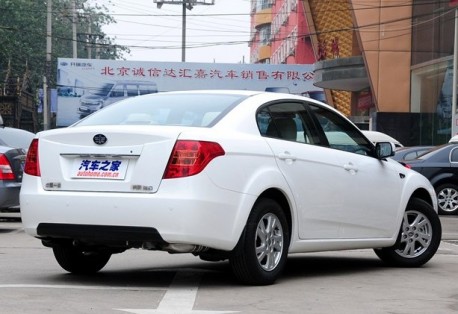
99, 64, 314, 82
62, 61, 316, 83
56, 58, 320, 127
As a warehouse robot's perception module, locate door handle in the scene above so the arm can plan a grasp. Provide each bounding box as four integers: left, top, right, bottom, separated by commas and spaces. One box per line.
344, 162, 358, 173
278, 152, 296, 161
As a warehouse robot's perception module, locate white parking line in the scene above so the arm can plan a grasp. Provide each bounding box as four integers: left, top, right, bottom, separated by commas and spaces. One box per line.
0, 284, 159, 291
0, 271, 239, 313
117, 271, 238, 314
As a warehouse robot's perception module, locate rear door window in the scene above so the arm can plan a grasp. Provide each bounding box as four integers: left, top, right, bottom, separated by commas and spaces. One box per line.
257, 102, 318, 144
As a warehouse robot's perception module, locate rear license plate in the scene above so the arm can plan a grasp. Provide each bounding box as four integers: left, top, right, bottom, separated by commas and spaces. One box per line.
72, 157, 129, 180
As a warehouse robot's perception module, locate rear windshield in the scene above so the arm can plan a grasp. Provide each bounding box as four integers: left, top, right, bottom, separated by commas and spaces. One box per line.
416, 144, 448, 160
74, 93, 245, 127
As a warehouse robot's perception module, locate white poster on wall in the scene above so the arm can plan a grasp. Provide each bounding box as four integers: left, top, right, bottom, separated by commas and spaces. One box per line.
56, 58, 321, 127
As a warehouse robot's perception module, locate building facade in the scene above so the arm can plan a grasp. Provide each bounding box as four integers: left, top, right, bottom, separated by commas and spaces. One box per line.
249, 0, 315, 65
250, 0, 457, 146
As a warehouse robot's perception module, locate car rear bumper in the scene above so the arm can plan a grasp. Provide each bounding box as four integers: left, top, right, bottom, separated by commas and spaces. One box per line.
0, 181, 21, 209
37, 223, 166, 250
20, 175, 256, 251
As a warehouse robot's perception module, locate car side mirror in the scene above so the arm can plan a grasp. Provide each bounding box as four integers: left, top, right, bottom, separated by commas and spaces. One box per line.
0, 115, 4, 128
376, 142, 395, 159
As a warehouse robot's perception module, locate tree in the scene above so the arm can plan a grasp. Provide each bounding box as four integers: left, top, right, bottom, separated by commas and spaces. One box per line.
0, 0, 129, 92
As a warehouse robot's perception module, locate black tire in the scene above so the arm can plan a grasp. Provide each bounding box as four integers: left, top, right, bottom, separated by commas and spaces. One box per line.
435, 183, 458, 215
52, 246, 112, 274
230, 198, 290, 285
374, 198, 441, 267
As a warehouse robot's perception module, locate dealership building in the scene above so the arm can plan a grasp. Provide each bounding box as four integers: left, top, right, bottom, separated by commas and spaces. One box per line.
249, 0, 457, 145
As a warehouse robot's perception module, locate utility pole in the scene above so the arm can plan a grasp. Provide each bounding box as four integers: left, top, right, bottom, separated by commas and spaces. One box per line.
181, 3, 186, 62
78, 14, 104, 59
72, 0, 77, 58
87, 18, 92, 59
43, 0, 52, 130
452, 6, 458, 136
153, 0, 215, 62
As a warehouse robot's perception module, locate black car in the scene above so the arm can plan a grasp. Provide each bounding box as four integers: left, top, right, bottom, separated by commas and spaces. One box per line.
0, 144, 27, 217
403, 143, 458, 215
392, 146, 433, 162
0, 123, 34, 218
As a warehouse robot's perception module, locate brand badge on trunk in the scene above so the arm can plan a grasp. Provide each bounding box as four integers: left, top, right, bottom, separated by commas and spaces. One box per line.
93, 134, 107, 145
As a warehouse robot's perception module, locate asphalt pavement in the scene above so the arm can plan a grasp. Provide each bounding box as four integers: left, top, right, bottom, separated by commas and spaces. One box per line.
1, 216, 458, 313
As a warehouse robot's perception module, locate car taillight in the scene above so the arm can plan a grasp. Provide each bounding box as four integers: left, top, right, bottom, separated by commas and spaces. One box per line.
24, 139, 41, 177
0, 154, 15, 180
399, 162, 412, 169
163, 140, 225, 179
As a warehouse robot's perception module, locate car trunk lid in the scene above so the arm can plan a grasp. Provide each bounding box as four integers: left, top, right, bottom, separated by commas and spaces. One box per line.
37, 126, 181, 193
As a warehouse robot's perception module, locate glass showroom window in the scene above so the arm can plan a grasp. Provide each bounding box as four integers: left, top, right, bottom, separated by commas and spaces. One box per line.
410, 58, 452, 144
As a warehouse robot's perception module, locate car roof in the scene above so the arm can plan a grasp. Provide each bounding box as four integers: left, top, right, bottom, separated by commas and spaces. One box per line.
361, 130, 403, 147
0, 127, 35, 150
449, 135, 458, 143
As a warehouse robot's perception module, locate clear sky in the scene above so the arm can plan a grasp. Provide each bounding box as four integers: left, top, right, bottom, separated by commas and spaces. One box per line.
92, 0, 251, 64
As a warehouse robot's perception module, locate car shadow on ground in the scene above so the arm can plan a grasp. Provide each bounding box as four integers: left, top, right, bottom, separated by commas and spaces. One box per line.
42, 253, 396, 288
282, 254, 386, 279
0, 218, 21, 233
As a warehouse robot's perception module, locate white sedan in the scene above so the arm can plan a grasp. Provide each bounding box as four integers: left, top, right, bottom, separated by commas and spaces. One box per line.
20, 90, 441, 285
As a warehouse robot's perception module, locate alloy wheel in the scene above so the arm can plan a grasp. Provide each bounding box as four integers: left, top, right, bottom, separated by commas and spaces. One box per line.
437, 187, 458, 213
255, 213, 284, 271
395, 210, 432, 259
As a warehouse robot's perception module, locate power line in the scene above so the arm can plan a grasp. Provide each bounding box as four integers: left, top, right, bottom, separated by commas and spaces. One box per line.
1, 0, 455, 63
2, 5, 455, 55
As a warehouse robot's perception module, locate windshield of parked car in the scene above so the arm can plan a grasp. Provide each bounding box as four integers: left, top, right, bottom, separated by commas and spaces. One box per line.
74, 92, 246, 127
